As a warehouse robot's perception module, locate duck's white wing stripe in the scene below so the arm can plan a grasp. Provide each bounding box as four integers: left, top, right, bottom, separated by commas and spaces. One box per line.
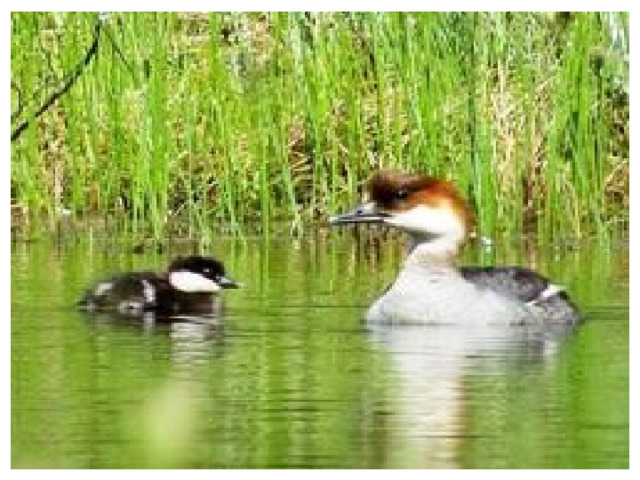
539, 283, 564, 300
93, 281, 113, 297
141, 279, 156, 303
526, 283, 565, 306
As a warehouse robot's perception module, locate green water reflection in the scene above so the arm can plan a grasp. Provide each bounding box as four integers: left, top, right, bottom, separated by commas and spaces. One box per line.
11, 231, 628, 468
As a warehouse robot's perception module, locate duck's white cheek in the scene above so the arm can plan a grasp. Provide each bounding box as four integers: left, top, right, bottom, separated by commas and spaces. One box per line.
169, 271, 221, 293
386, 206, 465, 241
385, 206, 443, 234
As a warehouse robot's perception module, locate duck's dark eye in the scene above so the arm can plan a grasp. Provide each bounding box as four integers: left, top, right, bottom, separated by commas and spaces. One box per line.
395, 189, 408, 200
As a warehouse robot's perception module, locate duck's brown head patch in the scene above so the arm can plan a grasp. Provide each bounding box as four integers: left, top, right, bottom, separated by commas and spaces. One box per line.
367, 170, 473, 231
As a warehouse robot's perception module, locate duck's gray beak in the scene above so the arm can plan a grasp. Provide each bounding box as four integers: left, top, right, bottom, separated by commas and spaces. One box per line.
215, 275, 241, 289
328, 202, 389, 225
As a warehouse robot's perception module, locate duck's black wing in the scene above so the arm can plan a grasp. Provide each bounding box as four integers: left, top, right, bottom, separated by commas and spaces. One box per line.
77, 271, 161, 314
460, 266, 581, 324
460, 266, 553, 303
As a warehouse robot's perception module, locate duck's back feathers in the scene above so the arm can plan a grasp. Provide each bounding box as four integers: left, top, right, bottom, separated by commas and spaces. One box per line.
78, 272, 163, 315
460, 267, 551, 303
461, 266, 581, 325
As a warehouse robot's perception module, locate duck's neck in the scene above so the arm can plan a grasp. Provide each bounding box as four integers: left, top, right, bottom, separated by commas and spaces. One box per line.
405, 235, 460, 270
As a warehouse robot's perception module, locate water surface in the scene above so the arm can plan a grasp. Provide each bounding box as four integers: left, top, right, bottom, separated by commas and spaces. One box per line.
11, 231, 629, 468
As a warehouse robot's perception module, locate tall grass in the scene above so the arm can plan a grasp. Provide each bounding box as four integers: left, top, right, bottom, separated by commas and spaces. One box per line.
10, 12, 629, 239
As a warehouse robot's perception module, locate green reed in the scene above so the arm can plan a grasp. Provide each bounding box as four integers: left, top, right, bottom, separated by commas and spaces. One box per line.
11, 12, 629, 239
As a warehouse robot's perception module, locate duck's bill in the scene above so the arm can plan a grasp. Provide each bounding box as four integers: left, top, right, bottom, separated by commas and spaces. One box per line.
216, 275, 242, 289
328, 202, 389, 225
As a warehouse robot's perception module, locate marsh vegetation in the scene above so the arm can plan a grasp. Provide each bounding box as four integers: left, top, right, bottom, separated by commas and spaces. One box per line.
11, 12, 629, 241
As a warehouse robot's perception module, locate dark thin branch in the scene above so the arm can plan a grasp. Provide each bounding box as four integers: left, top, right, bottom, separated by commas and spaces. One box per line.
11, 16, 103, 142
101, 20, 137, 80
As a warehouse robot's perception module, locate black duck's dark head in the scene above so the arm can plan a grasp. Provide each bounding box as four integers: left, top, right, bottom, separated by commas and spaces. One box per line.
168, 255, 240, 292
